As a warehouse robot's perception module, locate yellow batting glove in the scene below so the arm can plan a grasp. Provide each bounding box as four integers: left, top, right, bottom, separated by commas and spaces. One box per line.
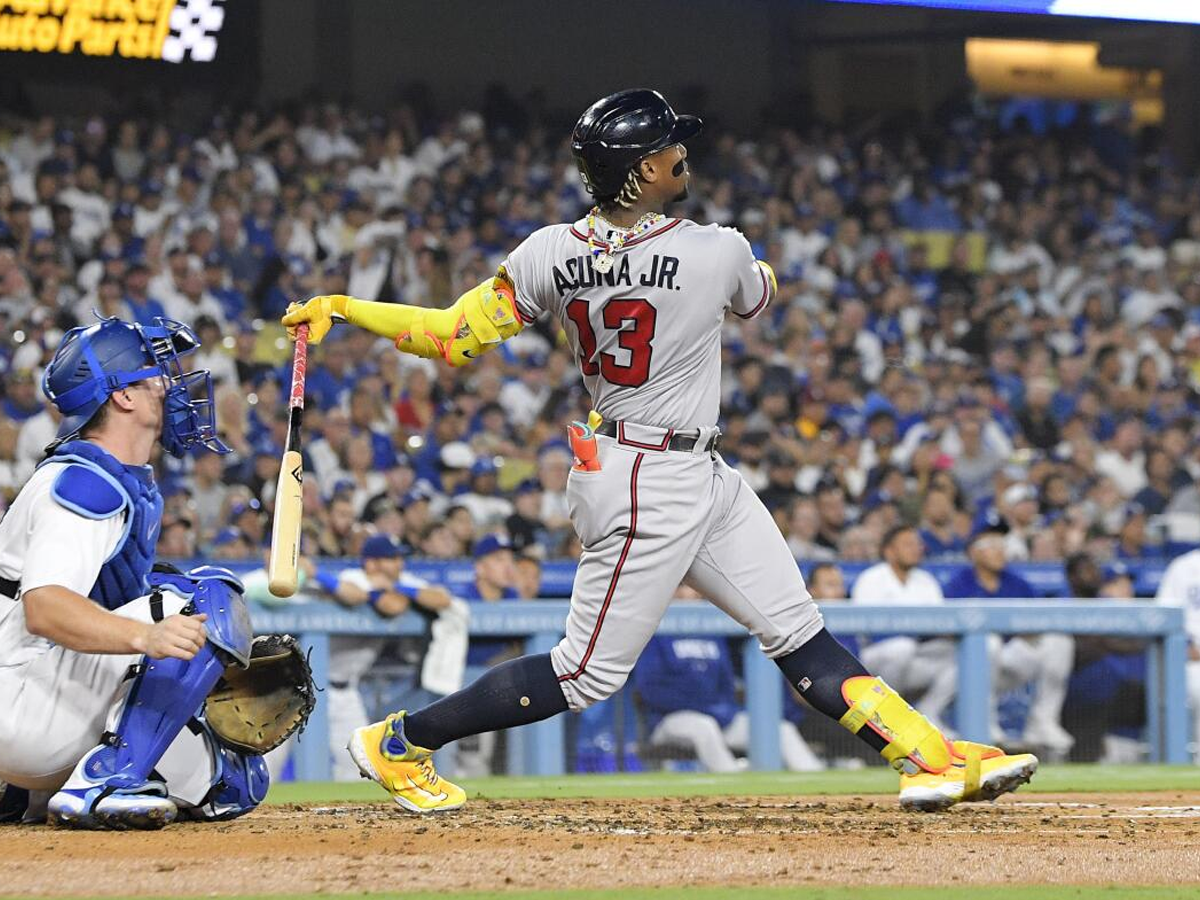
281, 295, 350, 345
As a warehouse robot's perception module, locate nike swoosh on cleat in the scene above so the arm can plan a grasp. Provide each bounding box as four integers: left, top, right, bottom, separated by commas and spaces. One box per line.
404, 777, 448, 802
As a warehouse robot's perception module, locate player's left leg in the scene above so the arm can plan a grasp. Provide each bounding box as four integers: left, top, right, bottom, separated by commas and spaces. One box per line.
684, 457, 1037, 811
46, 571, 263, 829
350, 444, 714, 812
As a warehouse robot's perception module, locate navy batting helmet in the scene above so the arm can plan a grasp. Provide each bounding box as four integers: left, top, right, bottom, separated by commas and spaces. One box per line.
43, 314, 228, 457
571, 89, 702, 202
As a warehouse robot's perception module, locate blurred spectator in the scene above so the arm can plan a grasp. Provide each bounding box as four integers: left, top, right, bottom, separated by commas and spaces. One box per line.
0, 95, 1196, 587
946, 527, 1074, 755
306, 535, 457, 780
513, 547, 544, 600
457, 458, 514, 529
807, 562, 847, 603
635, 630, 824, 772
1064, 553, 1146, 763
850, 525, 954, 730
917, 488, 966, 558
506, 478, 548, 554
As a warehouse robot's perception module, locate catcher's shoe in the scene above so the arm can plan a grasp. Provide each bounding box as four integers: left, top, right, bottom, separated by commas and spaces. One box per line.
47, 784, 177, 830
348, 712, 466, 814
0, 782, 30, 825
899, 741, 1038, 813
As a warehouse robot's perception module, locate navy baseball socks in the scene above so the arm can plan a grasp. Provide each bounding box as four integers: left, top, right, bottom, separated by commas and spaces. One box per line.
349, 654, 567, 813
404, 653, 569, 749
776, 628, 1038, 811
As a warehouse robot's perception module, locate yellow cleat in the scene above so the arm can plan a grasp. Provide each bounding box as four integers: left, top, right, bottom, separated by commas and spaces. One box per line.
899, 741, 1038, 813
347, 712, 466, 814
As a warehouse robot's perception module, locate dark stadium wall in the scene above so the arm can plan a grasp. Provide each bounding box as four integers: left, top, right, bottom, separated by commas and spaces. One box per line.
255, 0, 1200, 156
260, 0, 777, 129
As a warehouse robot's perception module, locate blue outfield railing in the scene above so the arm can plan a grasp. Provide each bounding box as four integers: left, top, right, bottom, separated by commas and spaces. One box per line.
203, 557, 1183, 600
246, 599, 1190, 780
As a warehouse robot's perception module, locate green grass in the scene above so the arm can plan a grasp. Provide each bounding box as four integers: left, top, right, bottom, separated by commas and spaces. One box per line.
266, 763, 1200, 805
11, 888, 1194, 900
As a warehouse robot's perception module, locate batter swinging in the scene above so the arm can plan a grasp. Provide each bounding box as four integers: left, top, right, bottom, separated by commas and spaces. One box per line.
283, 89, 1038, 813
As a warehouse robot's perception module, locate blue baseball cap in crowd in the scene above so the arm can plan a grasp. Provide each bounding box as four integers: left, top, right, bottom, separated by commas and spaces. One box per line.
514, 478, 542, 496
362, 534, 405, 560
212, 527, 247, 547
473, 533, 512, 559
471, 457, 498, 477
230, 498, 263, 520
1103, 561, 1132, 582
401, 482, 437, 506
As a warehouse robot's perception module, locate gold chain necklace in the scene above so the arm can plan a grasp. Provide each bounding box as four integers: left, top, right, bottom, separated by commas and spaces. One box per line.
586, 208, 664, 274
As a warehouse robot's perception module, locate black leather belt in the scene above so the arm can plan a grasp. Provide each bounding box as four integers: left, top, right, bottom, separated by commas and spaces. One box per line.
0, 576, 18, 601
596, 420, 721, 454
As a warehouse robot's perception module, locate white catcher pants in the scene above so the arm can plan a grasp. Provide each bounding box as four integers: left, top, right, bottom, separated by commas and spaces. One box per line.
0, 593, 216, 804
551, 431, 824, 711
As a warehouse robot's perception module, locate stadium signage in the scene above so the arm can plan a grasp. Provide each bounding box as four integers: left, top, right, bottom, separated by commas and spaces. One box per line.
0, 0, 225, 62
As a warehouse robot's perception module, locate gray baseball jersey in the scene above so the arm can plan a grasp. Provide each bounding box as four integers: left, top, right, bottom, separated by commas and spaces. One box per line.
502, 216, 771, 429
500, 214, 823, 711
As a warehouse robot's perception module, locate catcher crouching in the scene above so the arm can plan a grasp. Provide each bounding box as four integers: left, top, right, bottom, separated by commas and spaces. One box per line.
0, 316, 314, 829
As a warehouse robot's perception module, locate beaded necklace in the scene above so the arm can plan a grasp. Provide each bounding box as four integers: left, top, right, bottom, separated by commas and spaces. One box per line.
586, 208, 665, 274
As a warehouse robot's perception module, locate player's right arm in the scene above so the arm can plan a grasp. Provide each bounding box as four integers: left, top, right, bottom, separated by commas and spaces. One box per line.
281, 272, 523, 367
19, 467, 207, 661
281, 228, 554, 365
24, 586, 207, 659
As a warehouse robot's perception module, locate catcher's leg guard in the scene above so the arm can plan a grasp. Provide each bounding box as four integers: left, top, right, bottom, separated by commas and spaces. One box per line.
47, 643, 228, 829
185, 723, 269, 822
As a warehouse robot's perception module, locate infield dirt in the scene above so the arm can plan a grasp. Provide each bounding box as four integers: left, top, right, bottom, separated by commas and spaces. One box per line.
3, 792, 1200, 896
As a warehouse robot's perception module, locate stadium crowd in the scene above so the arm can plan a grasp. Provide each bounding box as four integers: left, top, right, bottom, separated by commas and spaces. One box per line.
2, 93, 1200, 575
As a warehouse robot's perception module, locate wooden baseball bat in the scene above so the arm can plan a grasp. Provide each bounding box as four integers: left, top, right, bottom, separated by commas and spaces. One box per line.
268, 324, 309, 597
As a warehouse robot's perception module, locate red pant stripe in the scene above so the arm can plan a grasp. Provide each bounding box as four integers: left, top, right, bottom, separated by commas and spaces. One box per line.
558, 452, 644, 683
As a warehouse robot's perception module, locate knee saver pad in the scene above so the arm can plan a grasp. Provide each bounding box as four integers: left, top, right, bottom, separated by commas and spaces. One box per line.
188, 738, 269, 822
83, 645, 229, 793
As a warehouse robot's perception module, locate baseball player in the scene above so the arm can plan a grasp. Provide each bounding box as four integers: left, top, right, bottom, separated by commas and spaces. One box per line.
284, 88, 1037, 813
0, 315, 269, 829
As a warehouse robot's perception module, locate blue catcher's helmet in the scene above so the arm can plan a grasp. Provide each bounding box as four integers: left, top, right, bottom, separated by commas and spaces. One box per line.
43, 314, 229, 457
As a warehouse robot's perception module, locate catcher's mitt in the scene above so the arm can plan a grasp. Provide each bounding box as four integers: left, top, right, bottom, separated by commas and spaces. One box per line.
205, 634, 316, 754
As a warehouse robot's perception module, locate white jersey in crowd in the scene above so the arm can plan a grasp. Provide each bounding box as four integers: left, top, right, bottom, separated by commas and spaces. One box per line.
849, 562, 946, 606
502, 215, 770, 430
1155, 549, 1200, 645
